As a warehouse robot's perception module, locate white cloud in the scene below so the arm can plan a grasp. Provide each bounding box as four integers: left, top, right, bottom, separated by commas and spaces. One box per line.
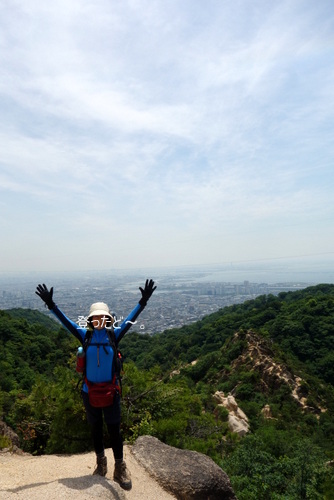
0, 0, 334, 271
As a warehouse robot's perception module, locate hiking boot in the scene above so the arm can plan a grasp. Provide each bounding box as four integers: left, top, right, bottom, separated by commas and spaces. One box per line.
113, 460, 132, 490
93, 455, 108, 476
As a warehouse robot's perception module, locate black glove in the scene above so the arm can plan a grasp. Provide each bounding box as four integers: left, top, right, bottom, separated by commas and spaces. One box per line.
35, 284, 55, 310
139, 279, 157, 307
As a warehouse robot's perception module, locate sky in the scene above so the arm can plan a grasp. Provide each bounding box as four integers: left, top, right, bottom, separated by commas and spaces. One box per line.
0, 0, 334, 274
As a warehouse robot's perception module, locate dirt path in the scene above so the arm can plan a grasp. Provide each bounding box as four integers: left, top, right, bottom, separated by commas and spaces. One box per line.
0, 446, 176, 499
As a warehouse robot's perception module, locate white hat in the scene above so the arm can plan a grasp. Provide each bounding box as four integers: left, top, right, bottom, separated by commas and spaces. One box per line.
87, 302, 112, 319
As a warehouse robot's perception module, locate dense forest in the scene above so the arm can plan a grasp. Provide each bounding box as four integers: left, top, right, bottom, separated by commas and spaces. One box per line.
1, 284, 334, 499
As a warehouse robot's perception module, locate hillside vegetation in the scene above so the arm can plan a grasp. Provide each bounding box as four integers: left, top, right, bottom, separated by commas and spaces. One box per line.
1, 284, 334, 499
121, 283, 334, 385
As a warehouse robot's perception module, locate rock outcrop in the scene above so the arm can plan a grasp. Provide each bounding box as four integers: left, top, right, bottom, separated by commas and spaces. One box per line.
230, 330, 322, 413
0, 420, 21, 450
132, 435, 237, 500
213, 392, 249, 436
0, 434, 237, 500
261, 404, 274, 419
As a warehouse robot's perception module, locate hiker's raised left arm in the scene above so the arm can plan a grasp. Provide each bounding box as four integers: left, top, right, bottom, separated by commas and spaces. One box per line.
139, 279, 157, 307
115, 279, 157, 342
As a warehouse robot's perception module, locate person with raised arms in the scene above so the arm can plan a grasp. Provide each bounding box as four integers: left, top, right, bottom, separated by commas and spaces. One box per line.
35, 279, 156, 490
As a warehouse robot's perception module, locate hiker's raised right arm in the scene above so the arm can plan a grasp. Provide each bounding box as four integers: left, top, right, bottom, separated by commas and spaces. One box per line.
35, 283, 85, 343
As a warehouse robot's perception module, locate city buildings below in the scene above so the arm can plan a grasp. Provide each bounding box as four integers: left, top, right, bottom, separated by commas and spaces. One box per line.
0, 270, 312, 334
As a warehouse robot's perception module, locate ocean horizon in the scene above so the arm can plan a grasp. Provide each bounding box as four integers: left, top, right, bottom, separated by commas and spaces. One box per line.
1, 258, 334, 287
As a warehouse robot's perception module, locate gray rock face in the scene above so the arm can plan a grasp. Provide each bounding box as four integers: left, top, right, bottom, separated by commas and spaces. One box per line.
132, 435, 237, 500
0, 420, 20, 448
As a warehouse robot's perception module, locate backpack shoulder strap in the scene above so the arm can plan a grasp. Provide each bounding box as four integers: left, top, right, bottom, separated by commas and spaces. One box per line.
106, 328, 123, 379
106, 328, 118, 348
82, 327, 117, 350
83, 328, 94, 351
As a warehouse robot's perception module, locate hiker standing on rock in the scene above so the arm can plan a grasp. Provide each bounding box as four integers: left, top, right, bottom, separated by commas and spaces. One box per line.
35, 279, 156, 490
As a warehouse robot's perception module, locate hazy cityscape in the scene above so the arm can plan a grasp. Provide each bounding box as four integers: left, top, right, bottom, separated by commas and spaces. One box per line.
1, 262, 331, 334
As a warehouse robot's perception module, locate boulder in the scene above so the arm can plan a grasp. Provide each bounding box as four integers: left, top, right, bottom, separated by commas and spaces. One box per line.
132, 435, 237, 500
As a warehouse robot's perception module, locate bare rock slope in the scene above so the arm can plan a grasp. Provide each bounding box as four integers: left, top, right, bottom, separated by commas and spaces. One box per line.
0, 436, 237, 500
0, 445, 175, 500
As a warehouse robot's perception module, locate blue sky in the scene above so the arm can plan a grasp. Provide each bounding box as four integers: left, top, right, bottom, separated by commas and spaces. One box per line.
0, 0, 333, 273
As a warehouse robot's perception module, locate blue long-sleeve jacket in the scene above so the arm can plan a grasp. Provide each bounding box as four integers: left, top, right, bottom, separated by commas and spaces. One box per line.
51, 302, 144, 393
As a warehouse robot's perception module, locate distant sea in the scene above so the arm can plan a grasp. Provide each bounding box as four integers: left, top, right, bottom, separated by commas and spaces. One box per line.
0, 258, 334, 287
191, 259, 334, 285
